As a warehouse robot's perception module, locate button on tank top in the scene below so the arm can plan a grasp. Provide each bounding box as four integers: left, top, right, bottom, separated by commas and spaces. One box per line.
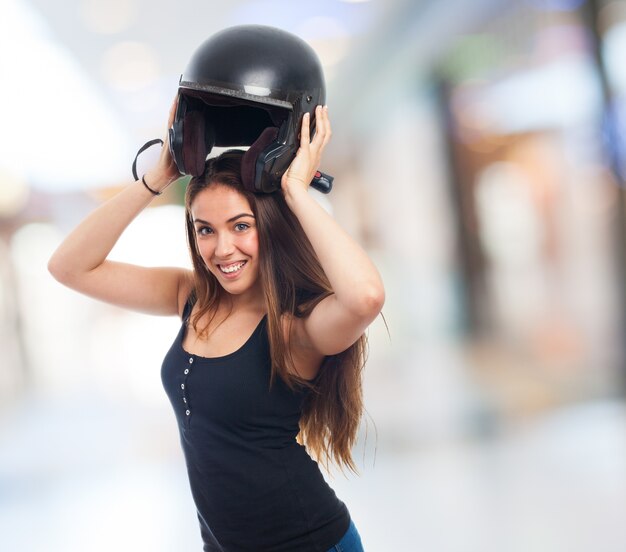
160, 299, 350, 551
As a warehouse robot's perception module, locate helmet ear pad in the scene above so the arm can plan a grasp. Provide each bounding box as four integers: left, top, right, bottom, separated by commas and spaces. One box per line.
182, 111, 215, 176
241, 127, 280, 192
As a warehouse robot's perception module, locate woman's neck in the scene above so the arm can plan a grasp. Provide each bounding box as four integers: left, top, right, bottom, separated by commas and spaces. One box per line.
220, 288, 265, 315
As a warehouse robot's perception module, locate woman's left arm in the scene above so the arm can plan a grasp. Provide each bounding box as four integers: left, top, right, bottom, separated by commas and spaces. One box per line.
281, 105, 385, 355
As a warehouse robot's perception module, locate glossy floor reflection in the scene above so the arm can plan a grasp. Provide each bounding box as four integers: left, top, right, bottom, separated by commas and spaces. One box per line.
0, 388, 624, 552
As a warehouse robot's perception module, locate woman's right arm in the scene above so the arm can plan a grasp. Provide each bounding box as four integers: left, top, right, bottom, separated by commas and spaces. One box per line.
48, 99, 193, 317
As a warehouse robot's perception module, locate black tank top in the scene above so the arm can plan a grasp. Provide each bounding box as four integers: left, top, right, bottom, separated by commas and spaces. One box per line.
160, 299, 350, 551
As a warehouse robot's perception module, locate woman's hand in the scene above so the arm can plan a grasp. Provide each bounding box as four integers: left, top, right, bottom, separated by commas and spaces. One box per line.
144, 96, 181, 192
281, 105, 331, 196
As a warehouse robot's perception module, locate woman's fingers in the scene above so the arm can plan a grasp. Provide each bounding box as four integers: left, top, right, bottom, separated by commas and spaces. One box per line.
311, 105, 330, 152
300, 112, 311, 149
321, 106, 332, 148
167, 94, 178, 128
283, 106, 332, 191
312, 106, 324, 147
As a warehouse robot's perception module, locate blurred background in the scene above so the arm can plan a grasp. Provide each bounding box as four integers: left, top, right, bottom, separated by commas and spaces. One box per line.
1, 0, 626, 550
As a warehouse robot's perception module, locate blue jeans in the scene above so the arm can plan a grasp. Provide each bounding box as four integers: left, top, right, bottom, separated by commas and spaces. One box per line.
326, 519, 364, 552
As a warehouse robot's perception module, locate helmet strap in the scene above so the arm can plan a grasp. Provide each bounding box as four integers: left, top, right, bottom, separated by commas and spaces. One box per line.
132, 138, 164, 181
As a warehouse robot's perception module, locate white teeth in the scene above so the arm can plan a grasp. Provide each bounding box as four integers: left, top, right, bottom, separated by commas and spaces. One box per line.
219, 261, 246, 274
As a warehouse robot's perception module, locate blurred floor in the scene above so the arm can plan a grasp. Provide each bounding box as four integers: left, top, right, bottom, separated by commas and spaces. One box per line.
1, 383, 624, 552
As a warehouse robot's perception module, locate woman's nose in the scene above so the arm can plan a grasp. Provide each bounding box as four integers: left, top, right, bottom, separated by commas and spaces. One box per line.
215, 233, 235, 257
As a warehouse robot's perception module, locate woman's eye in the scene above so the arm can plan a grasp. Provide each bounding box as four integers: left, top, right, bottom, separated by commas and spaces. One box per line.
235, 223, 250, 231
197, 226, 213, 236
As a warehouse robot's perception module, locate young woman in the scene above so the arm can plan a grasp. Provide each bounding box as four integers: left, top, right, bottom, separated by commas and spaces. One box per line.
48, 100, 384, 552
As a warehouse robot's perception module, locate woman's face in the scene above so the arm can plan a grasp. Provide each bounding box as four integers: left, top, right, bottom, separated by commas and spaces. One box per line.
190, 185, 261, 299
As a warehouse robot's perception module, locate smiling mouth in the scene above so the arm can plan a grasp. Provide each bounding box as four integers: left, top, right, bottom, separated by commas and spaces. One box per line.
218, 261, 247, 274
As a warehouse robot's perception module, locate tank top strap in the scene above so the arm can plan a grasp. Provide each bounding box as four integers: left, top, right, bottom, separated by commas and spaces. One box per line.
182, 291, 197, 323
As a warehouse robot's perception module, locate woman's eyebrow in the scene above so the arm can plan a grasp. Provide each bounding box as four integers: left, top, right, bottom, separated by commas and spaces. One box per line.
193, 213, 255, 225
227, 213, 255, 223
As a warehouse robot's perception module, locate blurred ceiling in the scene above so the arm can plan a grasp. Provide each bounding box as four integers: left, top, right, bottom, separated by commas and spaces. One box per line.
10, 0, 416, 189
9, 0, 506, 190
23, 0, 406, 136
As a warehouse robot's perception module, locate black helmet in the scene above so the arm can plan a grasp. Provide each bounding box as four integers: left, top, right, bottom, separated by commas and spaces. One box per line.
168, 24, 332, 193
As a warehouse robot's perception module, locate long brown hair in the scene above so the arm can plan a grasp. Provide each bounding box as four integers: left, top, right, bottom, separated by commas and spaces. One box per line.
184, 150, 367, 473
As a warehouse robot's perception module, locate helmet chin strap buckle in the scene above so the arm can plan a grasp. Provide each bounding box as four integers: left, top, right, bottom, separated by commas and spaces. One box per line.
312, 171, 333, 193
